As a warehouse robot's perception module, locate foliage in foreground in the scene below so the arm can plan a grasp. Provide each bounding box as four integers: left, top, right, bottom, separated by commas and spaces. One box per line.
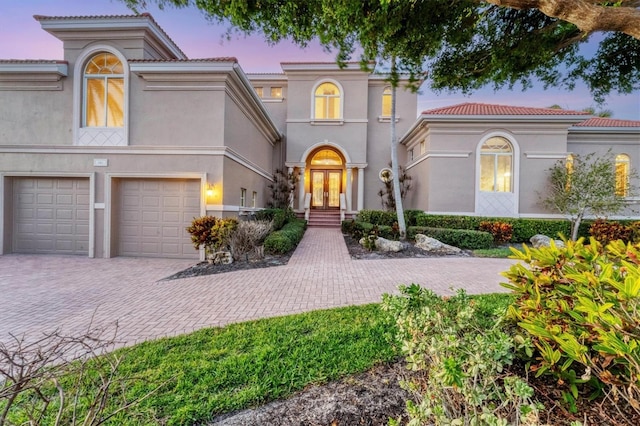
383, 286, 539, 426
1, 305, 394, 426
502, 238, 640, 414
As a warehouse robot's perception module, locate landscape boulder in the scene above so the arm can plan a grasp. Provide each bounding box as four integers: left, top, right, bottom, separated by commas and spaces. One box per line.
529, 234, 565, 249
359, 236, 404, 252
414, 234, 462, 254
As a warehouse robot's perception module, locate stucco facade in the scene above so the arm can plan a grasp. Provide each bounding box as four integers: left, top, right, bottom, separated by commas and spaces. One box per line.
1, 14, 639, 259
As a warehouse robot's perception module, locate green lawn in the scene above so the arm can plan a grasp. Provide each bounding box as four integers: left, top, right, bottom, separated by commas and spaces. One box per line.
3, 295, 513, 426
472, 246, 517, 258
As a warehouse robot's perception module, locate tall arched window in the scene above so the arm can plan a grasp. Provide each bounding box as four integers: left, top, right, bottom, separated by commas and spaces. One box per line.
381, 87, 392, 117
83, 52, 124, 127
314, 82, 341, 119
616, 154, 630, 197
480, 137, 513, 192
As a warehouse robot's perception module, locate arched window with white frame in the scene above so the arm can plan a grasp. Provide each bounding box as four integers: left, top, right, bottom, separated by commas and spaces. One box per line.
313, 82, 342, 120
83, 52, 124, 127
616, 153, 630, 197
479, 137, 513, 193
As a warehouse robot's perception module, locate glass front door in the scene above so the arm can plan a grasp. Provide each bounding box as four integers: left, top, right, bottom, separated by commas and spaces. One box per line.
311, 170, 341, 209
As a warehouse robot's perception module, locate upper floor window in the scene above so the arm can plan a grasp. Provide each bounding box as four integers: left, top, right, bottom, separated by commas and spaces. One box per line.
270, 87, 283, 98
314, 82, 341, 120
616, 154, 630, 197
255, 87, 264, 98
381, 87, 392, 117
480, 137, 513, 192
83, 52, 124, 127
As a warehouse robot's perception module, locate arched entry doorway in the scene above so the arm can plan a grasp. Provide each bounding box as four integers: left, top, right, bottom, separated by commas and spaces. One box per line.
308, 148, 344, 209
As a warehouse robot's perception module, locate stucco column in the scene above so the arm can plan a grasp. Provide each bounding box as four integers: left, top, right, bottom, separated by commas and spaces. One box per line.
345, 167, 353, 212
298, 166, 306, 211
287, 167, 294, 209
357, 167, 365, 211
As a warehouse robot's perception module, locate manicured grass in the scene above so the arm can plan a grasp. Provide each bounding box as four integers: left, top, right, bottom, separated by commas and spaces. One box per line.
472, 247, 516, 258
4, 294, 514, 426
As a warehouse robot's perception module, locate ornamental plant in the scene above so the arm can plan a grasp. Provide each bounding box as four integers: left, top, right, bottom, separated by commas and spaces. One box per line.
383, 286, 541, 426
502, 238, 640, 414
589, 219, 640, 245
186, 216, 238, 253
479, 220, 514, 244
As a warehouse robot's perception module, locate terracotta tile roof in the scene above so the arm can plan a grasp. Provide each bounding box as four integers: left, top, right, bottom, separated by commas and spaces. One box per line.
574, 117, 640, 128
0, 59, 67, 64
129, 57, 237, 63
33, 14, 185, 59
422, 102, 590, 116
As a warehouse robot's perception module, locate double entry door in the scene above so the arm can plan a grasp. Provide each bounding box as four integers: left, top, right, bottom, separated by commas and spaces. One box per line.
311, 170, 341, 209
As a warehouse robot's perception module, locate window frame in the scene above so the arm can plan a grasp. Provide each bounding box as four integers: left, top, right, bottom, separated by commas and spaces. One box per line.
479, 136, 514, 193
381, 86, 392, 117
72, 45, 129, 146
82, 52, 125, 128
311, 79, 344, 123
615, 153, 631, 197
240, 188, 247, 207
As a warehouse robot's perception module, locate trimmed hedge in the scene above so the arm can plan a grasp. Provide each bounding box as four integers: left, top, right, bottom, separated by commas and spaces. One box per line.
341, 220, 395, 240
414, 214, 591, 242
264, 219, 307, 254
407, 226, 493, 250
356, 209, 425, 227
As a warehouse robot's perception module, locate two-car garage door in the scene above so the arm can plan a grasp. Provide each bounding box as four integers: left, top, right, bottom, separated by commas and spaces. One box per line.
10, 177, 200, 259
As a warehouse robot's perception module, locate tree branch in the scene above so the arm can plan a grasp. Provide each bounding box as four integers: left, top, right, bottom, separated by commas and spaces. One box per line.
484, 0, 640, 39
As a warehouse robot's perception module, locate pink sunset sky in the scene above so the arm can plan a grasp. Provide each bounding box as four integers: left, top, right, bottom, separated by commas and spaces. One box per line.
1, 0, 638, 119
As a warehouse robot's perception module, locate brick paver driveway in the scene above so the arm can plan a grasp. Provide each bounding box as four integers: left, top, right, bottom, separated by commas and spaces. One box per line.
0, 229, 515, 346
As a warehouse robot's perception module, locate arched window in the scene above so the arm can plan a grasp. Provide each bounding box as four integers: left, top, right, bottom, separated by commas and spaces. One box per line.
616, 154, 630, 197
314, 82, 341, 119
310, 149, 343, 166
83, 52, 124, 127
381, 87, 392, 117
480, 137, 513, 192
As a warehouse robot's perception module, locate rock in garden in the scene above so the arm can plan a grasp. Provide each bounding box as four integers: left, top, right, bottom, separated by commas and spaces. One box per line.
359, 236, 404, 252
414, 234, 462, 254
529, 234, 565, 248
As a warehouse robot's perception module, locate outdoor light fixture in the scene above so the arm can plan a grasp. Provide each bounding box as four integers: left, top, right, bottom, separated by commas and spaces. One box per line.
206, 183, 216, 202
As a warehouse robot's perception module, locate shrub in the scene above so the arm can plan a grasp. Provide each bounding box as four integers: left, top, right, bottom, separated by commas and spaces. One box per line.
341, 220, 396, 240
479, 221, 514, 244
407, 226, 493, 249
588, 219, 638, 244
229, 220, 273, 261
186, 216, 238, 252
264, 219, 307, 254
382, 286, 541, 426
403, 209, 424, 227
254, 208, 295, 231
502, 239, 640, 414
356, 210, 397, 227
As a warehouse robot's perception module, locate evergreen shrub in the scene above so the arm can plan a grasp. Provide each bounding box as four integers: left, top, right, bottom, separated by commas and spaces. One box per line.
407, 226, 493, 249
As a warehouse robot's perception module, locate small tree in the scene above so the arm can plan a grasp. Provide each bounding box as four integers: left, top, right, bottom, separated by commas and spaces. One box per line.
266, 169, 299, 209
378, 162, 412, 212
540, 152, 633, 241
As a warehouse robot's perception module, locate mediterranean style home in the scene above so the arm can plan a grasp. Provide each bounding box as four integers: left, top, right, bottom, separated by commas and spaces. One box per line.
1, 14, 639, 259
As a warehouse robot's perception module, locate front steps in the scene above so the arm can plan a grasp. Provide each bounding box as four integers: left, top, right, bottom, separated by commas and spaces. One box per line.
297, 210, 354, 228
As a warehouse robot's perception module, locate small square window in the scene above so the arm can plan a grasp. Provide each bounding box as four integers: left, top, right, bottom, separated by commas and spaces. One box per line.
270, 87, 283, 98
409, 149, 414, 161
255, 87, 263, 98
252, 191, 257, 208
240, 188, 247, 207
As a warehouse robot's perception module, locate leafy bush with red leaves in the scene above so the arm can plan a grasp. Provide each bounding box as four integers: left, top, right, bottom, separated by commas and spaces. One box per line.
479, 221, 513, 244
588, 219, 636, 245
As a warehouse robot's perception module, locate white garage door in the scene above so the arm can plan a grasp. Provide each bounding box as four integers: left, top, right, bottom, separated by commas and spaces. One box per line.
13, 177, 90, 255
116, 178, 200, 259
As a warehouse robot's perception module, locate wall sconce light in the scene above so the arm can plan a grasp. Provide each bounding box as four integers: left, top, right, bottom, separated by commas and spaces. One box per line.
206, 183, 216, 202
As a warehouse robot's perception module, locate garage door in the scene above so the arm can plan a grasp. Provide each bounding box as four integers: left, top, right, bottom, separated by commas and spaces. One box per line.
116, 178, 200, 259
13, 177, 90, 255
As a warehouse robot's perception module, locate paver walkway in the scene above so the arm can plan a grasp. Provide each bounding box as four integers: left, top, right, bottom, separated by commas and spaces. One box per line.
0, 228, 515, 346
